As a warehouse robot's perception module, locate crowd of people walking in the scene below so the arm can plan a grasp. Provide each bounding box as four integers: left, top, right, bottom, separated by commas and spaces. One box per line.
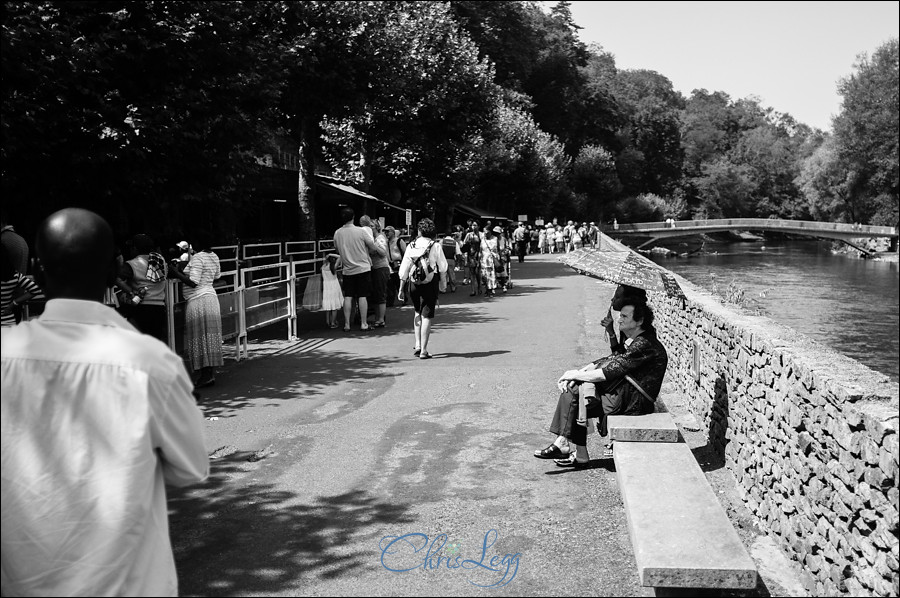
537, 220, 602, 254
6, 205, 613, 380
325, 212, 589, 358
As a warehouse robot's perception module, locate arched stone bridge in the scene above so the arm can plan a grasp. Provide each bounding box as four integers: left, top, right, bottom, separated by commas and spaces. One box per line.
601, 218, 899, 255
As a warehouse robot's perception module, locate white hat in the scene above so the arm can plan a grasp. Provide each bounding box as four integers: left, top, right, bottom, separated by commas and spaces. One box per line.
492, 226, 503, 233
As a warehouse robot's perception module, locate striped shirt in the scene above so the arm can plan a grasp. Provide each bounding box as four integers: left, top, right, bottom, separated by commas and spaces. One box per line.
1, 273, 43, 327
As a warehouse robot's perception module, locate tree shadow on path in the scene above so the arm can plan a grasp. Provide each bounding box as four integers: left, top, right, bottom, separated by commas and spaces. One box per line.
169, 451, 415, 596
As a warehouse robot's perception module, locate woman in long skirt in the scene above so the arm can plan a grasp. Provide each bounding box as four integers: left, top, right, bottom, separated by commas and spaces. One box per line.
183, 232, 223, 388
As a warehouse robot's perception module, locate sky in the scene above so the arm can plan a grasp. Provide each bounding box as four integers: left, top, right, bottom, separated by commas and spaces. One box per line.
565, 1, 899, 132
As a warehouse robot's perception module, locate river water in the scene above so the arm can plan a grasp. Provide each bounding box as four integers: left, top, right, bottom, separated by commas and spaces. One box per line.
647, 240, 900, 383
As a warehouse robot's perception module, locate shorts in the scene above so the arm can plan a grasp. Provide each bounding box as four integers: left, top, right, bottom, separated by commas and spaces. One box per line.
370, 266, 391, 304
342, 272, 372, 299
410, 277, 439, 318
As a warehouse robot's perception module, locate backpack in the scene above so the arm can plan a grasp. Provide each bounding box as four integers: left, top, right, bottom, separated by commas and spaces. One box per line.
410, 240, 437, 285
441, 237, 458, 260
146, 252, 167, 283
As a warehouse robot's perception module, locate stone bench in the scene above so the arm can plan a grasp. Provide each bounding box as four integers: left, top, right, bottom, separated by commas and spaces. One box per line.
608, 413, 759, 593
609, 412, 680, 443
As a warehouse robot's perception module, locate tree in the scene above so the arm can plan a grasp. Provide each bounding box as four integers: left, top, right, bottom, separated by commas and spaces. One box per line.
832, 38, 899, 226
795, 136, 856, 222
610, 70, 685, 197
571, 144, 620, 222
2, 1, 283, 234
449, 0, 540, 91
693, 159, 755, 218
317, 1, 498, 215
467, 102, 571, 220
731, 125, 802, 218
450, 1, 593, 154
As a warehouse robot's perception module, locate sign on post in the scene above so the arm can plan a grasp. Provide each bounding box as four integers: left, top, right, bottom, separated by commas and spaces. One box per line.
518, 214, 528, 222
405, 209, 412, 226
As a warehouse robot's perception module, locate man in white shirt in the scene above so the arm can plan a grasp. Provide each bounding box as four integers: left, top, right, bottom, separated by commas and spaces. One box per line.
333, 207, 381, 331
1, 208, 209, 597
512, 222, 528, 263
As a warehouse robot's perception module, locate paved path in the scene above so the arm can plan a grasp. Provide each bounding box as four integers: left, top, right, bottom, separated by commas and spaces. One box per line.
168, 252, 804, 596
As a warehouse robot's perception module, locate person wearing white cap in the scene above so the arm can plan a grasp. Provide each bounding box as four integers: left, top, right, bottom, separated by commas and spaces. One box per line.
176, 241, 192, 263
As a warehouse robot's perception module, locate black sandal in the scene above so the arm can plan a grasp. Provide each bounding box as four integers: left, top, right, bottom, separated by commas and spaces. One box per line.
533, 444, 570, 459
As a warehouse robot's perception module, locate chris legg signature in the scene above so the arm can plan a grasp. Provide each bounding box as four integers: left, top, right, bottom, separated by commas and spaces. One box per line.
379, 529, 521, 588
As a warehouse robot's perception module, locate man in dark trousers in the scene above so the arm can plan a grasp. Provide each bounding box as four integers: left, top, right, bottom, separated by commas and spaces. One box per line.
533, 300, 668, 467
513, 222, 528, 263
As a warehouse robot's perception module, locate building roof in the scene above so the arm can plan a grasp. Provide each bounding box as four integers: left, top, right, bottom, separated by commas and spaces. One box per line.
453, 203, 510, 222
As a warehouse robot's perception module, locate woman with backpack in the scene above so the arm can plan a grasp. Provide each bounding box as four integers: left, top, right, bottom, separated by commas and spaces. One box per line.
120, 233, 168, 343
397, 218, 448, 360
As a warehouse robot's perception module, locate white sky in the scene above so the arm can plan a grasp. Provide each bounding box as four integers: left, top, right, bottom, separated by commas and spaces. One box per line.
566, 1, 900, 132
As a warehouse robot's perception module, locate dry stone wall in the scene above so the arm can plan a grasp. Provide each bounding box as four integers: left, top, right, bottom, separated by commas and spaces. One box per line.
650, 276, 899, 597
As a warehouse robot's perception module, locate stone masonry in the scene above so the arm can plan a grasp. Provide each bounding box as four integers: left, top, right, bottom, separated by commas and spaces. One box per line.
649, 275, 899, 597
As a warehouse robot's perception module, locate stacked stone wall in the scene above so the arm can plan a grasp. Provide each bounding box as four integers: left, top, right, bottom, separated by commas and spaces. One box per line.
650, 278, 899, 597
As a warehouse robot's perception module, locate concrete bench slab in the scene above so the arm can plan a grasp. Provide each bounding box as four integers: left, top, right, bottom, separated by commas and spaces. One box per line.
614, 441, 758, 589
608, 412, 680, 442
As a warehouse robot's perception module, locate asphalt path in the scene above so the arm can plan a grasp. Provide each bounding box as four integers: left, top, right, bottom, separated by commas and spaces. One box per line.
167, 252, 654, 596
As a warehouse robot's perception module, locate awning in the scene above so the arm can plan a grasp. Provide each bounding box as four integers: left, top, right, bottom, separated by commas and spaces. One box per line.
315, 175, 406, 213
453, 203, 510, 222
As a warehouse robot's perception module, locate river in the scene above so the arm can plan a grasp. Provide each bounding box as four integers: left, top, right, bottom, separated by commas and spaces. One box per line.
647, 240, 900, 383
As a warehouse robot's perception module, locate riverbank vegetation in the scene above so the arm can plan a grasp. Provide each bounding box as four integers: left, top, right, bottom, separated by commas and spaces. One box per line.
2, 1, 897, 235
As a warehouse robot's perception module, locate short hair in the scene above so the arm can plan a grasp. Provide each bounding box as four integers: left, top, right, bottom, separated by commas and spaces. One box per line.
191, 230, 214, 252
417, 218, 435, 238
612, 284, 648, 310
340, 207, 355, 223
624, 300, 654, 330
132, 233, 155, 254
35, 208, 115, 299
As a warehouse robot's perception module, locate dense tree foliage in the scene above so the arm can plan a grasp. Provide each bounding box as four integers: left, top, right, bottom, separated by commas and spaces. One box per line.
2, 0, 897, 238
831, 38, 899, 226
2, 1, 282, 233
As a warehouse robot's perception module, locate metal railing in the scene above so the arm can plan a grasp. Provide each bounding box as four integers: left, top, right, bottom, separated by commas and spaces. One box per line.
165, 272, 248, 362
602, 218, 897, 237
20, 239, 338, 361
241, 262, 296, 339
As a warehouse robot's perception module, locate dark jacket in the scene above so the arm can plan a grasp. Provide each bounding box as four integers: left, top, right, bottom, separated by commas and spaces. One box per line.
593, 327, 668, 414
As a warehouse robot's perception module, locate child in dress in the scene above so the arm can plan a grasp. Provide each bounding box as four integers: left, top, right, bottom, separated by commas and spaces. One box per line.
321, 253, 344, 328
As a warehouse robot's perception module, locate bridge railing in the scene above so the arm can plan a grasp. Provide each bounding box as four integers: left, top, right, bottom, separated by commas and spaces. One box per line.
602, 218, 897, 236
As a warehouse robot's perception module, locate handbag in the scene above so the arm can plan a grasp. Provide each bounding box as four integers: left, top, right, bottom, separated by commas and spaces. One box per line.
301, 273, 323, 311
625, 375, 656, 410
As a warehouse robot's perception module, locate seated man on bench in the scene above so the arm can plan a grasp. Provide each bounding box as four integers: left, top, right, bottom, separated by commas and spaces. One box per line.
533, 300, 668, 468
